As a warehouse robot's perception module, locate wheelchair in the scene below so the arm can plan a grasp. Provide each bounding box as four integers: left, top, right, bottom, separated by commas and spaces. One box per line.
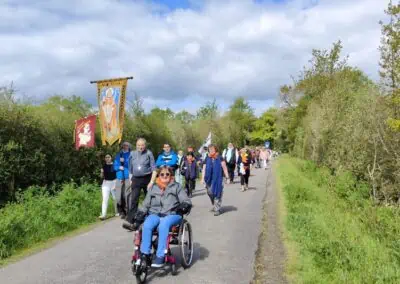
131, 212, 194, 284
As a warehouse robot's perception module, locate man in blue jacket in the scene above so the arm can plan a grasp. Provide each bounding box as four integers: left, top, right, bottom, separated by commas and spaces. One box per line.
156, 143, 178, 170
114, 141, 131, 219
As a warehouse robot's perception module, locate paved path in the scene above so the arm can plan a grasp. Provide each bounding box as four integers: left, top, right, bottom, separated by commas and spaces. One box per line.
0, 169, 268, 284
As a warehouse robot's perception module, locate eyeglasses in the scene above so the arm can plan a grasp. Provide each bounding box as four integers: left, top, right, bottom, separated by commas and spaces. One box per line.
160, 172, 171, 177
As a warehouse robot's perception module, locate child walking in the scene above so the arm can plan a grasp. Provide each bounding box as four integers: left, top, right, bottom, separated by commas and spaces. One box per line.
99, 154, 118, 220
182, 152, 198, 198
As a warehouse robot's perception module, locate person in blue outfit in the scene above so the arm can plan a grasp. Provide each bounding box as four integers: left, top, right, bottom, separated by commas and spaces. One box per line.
114, 141, 131, 218
201, 144, 230, 216
156, 143, 178, 170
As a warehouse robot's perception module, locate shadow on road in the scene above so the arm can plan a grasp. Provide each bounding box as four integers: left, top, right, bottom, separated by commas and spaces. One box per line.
221, 205, 238, 214
191, 191, 206, 197
144, 242, 210, 283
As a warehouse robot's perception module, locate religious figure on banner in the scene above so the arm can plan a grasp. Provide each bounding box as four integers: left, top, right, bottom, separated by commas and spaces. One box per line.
92, 76, 132, 146
78, 122, 92, 146
101, 87, 120, 141
75, 115, 96, 150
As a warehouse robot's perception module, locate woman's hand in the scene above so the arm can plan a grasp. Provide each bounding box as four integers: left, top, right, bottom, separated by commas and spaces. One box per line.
119, 166, 124, 171
147, 181, 154, 190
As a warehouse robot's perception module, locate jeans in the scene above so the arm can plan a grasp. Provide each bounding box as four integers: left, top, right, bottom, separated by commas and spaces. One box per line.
140, 214, 182, 258
101, 180, 117, 217
240, 168, 250, 185
185, 178, 196, 196
115, 178, 130, 216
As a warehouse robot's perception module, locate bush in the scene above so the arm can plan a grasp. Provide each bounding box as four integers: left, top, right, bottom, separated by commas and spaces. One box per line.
0, 182, 106, 260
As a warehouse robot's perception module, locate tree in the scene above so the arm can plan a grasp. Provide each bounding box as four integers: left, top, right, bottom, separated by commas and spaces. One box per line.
379, 0, 400, 94
44, 95, 92, 116
196, 99, 218, 120
225, 97, 255, 146
249, 109, 277, 145
379, 1, 400, 131
175, 110, 195, 124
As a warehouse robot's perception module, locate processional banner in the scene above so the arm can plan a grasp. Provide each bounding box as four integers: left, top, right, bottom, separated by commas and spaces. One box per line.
91, 77, 133, 146
74, 114, 96, 150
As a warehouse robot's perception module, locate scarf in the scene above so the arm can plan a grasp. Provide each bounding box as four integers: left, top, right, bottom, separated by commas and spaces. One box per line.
205, 154, 223, 199
156, 177, 169, 192
241, 153, 250, 169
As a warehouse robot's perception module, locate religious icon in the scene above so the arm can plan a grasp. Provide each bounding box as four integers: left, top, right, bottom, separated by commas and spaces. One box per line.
101, 87, 120, 140
74, 115, 96, 150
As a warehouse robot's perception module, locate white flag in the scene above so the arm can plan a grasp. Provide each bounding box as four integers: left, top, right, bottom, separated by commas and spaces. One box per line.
198, 132, 212, 154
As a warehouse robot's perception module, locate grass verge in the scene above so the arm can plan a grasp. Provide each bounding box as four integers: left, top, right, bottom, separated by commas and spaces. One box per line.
0, 182, 117, 265
276, 155, 400, 284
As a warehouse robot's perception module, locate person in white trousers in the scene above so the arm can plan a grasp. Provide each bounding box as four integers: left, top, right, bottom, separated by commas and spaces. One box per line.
99, 154, 118, 220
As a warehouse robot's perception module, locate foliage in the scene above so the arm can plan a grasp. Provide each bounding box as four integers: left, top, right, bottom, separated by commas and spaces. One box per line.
0, 86, 278, 205
274, 10, 400, 201
0, 182, 106, 260
276, 157, 400, 283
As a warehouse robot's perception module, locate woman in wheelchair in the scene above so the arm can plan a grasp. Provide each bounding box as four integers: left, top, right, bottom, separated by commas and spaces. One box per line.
132, 165, 192, 268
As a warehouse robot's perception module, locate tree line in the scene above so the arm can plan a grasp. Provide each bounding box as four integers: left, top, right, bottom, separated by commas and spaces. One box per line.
273, 1, 400, 203
0, 88, 276, 206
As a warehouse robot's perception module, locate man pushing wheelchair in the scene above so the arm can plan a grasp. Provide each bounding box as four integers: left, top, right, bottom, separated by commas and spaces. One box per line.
130, 165, 192, 277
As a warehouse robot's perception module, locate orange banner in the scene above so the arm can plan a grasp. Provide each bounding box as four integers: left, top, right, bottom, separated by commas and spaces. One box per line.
92, 77, 132, 146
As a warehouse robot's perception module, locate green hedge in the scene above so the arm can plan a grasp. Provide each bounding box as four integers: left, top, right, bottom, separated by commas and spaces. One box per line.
0, 182, 109, 260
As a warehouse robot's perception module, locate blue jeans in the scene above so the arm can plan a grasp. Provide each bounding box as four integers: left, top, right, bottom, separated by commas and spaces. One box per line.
140, 214, 182, 258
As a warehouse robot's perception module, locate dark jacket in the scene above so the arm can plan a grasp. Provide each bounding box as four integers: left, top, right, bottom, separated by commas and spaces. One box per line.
182, 160, 198, 180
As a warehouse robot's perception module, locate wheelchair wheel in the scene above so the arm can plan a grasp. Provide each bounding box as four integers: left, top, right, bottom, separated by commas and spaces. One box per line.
135, 257, 149, 284
179, 219, 193, 269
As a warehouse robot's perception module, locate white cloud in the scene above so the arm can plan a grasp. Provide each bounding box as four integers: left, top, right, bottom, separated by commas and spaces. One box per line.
0, 0, 390, 114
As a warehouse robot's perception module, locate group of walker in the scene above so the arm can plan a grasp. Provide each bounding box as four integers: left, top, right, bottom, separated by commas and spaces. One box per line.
98, 138, 272, 282
100, 140, 273, 220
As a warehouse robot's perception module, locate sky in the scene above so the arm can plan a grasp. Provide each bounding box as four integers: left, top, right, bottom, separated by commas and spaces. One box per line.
0, 0, 389, 115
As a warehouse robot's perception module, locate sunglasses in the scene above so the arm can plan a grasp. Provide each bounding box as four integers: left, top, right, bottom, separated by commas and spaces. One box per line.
160, 172, 171, 177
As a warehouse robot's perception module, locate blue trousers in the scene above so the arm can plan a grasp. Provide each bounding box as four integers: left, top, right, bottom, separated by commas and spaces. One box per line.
140, 214, 182, 258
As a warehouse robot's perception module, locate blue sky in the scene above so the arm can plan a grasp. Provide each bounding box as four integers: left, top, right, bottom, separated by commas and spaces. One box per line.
0, 0, 389, 115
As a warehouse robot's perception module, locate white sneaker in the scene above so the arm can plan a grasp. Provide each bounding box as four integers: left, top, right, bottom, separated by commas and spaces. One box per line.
115, 213, 120, 217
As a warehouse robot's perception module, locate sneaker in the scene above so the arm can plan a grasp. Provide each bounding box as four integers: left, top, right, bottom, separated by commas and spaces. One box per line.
115, 213, 120, 217
151, 256, 165, 268
122, 221, 135, 231
214, 210, 221, 216
99, 215, 106, 220
241, 186, 245, 192
210, 207, 215, 212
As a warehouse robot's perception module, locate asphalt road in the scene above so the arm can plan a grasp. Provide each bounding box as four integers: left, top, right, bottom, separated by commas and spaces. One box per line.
0, 169, 268, 284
